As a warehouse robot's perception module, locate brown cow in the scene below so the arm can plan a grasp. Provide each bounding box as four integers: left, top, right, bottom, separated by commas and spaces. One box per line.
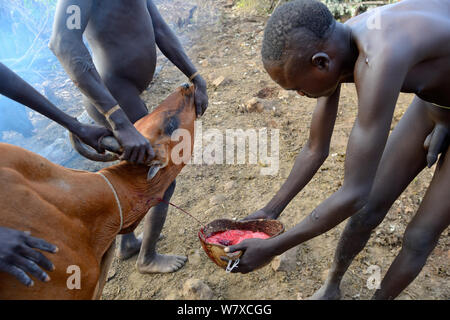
0, 85, 196, 299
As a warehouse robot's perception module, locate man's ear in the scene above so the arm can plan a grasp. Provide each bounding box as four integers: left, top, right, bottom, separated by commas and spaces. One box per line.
311, 52, 331, 71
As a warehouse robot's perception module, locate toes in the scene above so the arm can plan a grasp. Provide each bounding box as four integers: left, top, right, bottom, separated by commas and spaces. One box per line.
170, 264, 183, 273
175, 255, 188, 262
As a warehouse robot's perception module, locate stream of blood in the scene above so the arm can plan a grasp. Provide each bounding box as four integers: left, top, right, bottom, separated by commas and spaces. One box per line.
153, 197, 206, 229
153, 198, 270, 246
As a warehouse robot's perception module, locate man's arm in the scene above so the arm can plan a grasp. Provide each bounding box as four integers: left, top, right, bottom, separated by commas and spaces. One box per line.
147, 0, 208, 116
245, 86, 341, 220
49, 0, 153, 163
0, 63, 110, 152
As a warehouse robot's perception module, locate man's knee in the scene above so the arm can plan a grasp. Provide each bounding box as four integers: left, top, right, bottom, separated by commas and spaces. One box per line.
348, 203, 388, 232
402, 226, 439, 256
163, 180, 176, 201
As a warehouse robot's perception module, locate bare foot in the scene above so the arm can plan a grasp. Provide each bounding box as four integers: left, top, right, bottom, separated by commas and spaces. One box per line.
116, 233, 164, 260
136, 253, 187, 274
309, 280, 341, 300
117, 234, 143, 260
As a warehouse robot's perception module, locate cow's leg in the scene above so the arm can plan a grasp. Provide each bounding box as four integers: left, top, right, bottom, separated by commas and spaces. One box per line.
92, 242, 116, 300
137, 181, 187, 273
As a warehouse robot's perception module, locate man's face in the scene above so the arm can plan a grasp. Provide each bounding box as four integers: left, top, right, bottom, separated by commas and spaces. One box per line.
263, 53, 340, 98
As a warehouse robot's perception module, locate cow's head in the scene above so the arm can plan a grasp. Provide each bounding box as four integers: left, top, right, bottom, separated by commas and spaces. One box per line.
71, 84, 196, 180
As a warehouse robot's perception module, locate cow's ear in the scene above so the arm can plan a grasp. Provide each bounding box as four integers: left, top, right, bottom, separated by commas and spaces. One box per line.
147, 164, 161, 181
146, 157, 168, 182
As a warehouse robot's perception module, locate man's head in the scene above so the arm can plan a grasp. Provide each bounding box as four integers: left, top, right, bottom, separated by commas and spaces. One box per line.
262, 0, 350, 98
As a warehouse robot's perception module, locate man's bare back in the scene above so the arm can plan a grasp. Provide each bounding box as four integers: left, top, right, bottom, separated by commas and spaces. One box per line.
347, 0, 450, 107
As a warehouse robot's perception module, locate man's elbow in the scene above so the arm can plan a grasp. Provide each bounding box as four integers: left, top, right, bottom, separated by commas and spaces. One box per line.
306, 142, 329, 163
49, 33, 71, 58
49, 36, 61, 57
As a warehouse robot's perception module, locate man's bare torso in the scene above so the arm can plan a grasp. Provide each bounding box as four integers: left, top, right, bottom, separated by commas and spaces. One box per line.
347, 0, 450, 107
84, 0, 157, 92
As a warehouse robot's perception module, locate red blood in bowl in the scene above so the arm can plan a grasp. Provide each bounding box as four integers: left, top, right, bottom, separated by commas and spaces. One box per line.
206, 229, 270, 246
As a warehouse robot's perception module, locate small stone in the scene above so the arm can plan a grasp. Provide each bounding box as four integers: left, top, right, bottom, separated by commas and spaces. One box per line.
246, 97, 264, 113
210, 194, 226, 206
205, 205, 218, 216
224, 181, 237, 191
212, 76, 226, 88
183, 279, 214, 300
189, 250, 202, 266
271, 247, 299, 272
278, 90, 290, 100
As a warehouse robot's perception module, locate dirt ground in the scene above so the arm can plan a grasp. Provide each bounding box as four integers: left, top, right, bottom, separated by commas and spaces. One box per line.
6, 0, 448, 300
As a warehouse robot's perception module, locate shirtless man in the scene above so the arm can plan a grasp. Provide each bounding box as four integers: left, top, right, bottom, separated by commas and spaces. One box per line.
50, 0, 208, 273
225, 0, 450, 299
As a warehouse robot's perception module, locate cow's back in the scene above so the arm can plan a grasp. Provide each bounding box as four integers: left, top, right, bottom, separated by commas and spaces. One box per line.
0, 143, 100, 299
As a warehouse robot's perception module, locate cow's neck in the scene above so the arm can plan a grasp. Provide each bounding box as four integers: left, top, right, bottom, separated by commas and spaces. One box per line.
90, 162, 176, 259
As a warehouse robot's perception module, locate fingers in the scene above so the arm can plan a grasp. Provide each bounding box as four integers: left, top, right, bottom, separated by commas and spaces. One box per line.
120, 142, 154, 165
0, 263, 34, 287
19, 245, 55, 272
14, 255, 50, 283
95, 130, 109, 154
95, 138, 106, 154
128, 147, 139, 164
201, 102, 208, 116
136, 147, 147, 165
224, 243, 245, 254
195, 100, 202, 118
194, 88, 208, 117
120, 146, 132, 162
25, 235, 58, 254
426, 126, 448, 168
146, 144, 156, 163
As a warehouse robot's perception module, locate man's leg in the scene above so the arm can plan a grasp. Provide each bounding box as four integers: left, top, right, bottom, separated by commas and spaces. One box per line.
373, 149, 450, 299
311, 97, 434, 299
136, 180, 188, 273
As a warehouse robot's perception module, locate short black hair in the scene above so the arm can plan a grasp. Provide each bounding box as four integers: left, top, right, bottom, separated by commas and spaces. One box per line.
262, 0, 336, 62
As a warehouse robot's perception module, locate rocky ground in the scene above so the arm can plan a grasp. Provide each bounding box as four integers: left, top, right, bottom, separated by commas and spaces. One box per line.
4, 0, 448, 300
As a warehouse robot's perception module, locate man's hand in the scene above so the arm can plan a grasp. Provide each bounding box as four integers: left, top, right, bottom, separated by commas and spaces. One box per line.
113, 124, 155, 165
0, 227, 57, 287
223, 238, 275, 274
74, 123, 113, 154
192, 76, 208, 117
241, 209, 276, 221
